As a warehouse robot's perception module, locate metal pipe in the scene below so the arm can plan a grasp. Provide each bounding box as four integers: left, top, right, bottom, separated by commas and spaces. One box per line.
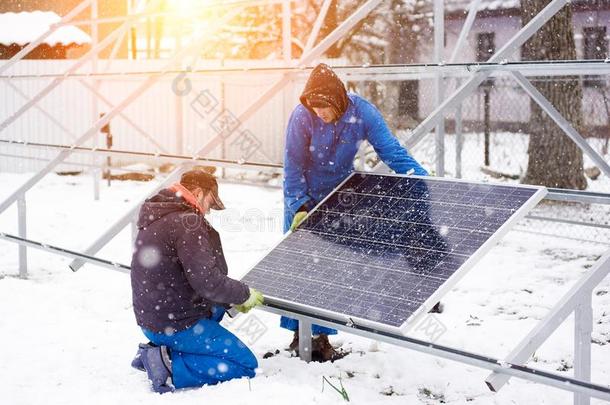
17, 196, 27, 279
0, 139, 282, 171
4, 60, 610, 81
0, 232, 130, 274
260, 301, 610, 401
1, 229, 609, 400
574, 292, 593, 405
450, 0, 482, 63
302, 0, 333, 55
546, 188, 610, 205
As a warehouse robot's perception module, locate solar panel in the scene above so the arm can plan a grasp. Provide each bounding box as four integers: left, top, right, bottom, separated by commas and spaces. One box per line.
241, 173, 546, 334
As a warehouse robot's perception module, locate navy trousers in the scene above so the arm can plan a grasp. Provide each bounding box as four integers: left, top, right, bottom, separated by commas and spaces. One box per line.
142, 307, 258, 389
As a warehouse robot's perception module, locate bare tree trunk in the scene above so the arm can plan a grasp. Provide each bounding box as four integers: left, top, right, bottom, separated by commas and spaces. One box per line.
521, 0, 587, 189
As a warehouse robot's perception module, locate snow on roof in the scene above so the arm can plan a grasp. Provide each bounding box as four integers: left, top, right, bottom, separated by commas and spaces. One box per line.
0, 11, 91, 46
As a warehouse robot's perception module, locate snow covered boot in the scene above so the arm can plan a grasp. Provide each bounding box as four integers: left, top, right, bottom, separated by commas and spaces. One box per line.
131, 342, 155, 371
141, 345, 174, 394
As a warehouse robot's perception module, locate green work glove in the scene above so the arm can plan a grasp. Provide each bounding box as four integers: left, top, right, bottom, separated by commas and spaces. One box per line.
235, 288, 264, 313
290, 211, 308, 231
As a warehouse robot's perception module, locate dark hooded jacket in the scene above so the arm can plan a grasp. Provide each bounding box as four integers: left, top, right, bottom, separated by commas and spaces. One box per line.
300, 63, 349, 119
130, 188, 250, 334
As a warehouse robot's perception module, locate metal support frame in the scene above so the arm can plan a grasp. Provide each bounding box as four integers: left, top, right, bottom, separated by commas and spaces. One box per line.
433, 0, 445, 176
0, 232, 130, 274
4, 60, 610, 81
191, 0, 383, 161
298, 319, 313, 363
302, 0, 333, 55
91, 0, 101, 200
485, 249, 610, 397
0, 3, 244, 276
67, 0, 384, 271
510, 71, 610, 178
0, 2, 236, 216
574, 293, 593, 405
449, 0, 481, 63
1, 229, 608, 400
17, 195, 27, 279
0, 0, 159, 135
261, 296, 610, 401
0, 139, 282, 171
396, 0, 570, 151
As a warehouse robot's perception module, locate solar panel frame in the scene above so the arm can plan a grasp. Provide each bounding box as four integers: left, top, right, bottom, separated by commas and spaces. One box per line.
241, 172, 547, 336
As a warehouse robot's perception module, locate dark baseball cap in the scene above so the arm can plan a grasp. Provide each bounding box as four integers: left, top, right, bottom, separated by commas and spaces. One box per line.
180, 170, 225, 210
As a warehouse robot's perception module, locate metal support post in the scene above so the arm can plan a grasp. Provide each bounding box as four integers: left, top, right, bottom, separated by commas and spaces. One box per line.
17, 195, 27, 279
298, 318, 313, 362
485, 248, 610, 392
574, 292, 593, 405
455, 102, 463, 178
433, 0, 445, 176
91, 0, 101, 201
511, 71, 610, 178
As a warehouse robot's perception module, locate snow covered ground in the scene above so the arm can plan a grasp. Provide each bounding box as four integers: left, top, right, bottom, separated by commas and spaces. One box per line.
1, 171, 609, 405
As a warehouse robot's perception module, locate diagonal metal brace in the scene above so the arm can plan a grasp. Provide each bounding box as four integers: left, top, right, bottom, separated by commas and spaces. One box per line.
510, 71, 610, 178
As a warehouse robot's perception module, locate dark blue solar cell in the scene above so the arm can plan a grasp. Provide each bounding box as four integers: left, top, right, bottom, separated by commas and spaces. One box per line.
241, 173, 544, 329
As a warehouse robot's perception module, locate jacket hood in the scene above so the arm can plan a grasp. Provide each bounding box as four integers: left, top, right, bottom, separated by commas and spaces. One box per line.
300, 63, 349, 119
137, 188, 194, 229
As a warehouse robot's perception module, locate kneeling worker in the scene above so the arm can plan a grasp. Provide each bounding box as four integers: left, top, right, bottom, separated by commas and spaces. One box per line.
130, 170, 264, 393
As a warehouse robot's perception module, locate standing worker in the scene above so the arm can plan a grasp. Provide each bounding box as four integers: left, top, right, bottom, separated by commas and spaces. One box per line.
282, 63, 428, 361
130, 170, 264, 393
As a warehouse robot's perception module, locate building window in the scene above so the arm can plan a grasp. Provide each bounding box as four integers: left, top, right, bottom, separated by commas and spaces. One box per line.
476, 32, 496, 62
583, 26, 608, 87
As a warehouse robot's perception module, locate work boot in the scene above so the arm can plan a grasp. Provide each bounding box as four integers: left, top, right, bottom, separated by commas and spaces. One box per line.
141, 345, 174, 394
131, 342, 155, 371
287, 331, 299, 354
311, 334, 348, 363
